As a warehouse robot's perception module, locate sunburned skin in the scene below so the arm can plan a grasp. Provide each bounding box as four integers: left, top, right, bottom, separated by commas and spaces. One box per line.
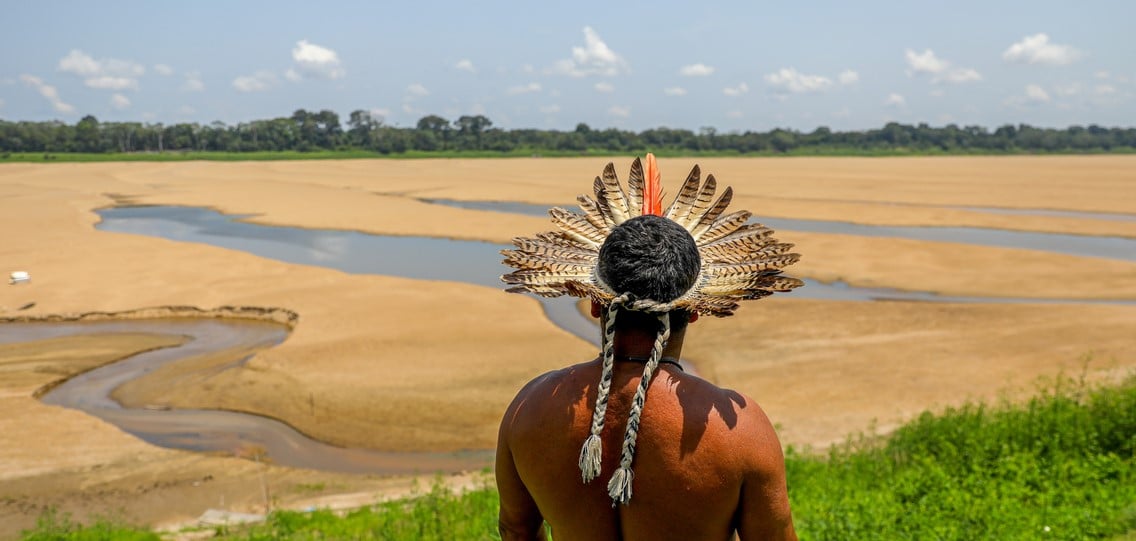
496, 306, 797, 541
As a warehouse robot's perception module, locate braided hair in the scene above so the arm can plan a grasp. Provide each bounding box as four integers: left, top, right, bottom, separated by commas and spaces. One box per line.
578, 215, 701, 505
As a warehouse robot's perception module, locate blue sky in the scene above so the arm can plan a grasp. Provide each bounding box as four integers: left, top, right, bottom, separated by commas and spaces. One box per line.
2, 1, 1133, 131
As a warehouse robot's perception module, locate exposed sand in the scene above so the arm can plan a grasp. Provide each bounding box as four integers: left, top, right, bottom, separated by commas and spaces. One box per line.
0, 156, 1134, 536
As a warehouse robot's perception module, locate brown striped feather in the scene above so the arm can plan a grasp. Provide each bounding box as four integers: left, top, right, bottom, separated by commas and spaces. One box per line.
689, 186, 733, 238
599, 162, 630, 223
536, 231, 594, 251
663, 165, 702, 222
626, 157, 645, 216
677, 174, 718, 229
576, 195, 614, 232
699, 223, 774, 248
701, 244, 798, 264
501, 252, 596, 273
705, 255, 802, 277
507, 238, 597, 262
695, 210, 753, 245
502, 269, 592, 286
549, 208, 607, 246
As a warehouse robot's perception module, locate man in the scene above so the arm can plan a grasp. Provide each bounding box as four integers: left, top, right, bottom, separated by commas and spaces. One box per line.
498, 156, 801, 540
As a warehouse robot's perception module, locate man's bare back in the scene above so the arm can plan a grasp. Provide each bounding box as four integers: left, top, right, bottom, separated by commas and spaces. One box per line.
496, 357, 797, 540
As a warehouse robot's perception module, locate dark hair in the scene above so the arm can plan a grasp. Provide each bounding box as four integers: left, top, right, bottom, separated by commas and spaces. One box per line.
597, 215, 701, 303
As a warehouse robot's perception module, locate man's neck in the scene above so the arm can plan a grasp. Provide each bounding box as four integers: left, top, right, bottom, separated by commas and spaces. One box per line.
611, 325, 686, 362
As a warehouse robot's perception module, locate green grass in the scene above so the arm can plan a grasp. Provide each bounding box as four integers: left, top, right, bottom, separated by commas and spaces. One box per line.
21, 508, 159, 541
786, 374, 1136, 540
22, 375, 1136, 540
227, 480, 501, 540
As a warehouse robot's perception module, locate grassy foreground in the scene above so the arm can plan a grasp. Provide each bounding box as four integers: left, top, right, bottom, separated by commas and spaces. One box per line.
23, 375, 1136, 540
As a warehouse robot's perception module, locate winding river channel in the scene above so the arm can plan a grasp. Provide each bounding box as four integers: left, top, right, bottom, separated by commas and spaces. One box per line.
6, 201, 1135, 473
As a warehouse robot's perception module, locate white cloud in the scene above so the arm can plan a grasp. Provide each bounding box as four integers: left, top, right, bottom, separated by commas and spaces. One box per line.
885, 93, 906, 108
608, 105, 630, 118
232, 71, 278, 92
178, 105, 196, 115
19, 74, 74, 113
1002, 33, 1080, 66
1053, 82, 1083, 97
290, 39, 345, 80
183, 72, 204, 92
765, 68, 833, 93
679, 63, 715, 77
1094, 70, 1111, 80
838, 69, 859, 85
406, 83, 429, 97
1005, 84, 1054, 107
85, 76, 137, 90
1095, 84, 1117, 96
454, 59, 476, 73
938, 68, 982, 83
1025, 84, 1050, 102
110, 93, 131, 109
594, 81, 614, 93
663, 86, 687, 96
58, 50, 103, 76
284, 69, 302, 82
723, 82, 749, 96
539, 104, 560, 114
904, 49, 981, 84
507, 82, 542, 95
58, 49, 145, 90
369, 108, 390, 119
154, 64, 174, 76
551, 27, 628, 77
905, 49, 948, 74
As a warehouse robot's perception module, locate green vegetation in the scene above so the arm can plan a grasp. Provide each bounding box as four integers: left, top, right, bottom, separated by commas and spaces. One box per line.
22, 376, 1135, 540
3, 110, 1135, 160
787, 374, 1136, 540
229, 481, 500, 540
21, 508, 158, 541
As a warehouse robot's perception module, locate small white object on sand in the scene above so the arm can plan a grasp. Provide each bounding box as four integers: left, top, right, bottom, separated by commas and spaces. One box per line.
8, 271, 29, 285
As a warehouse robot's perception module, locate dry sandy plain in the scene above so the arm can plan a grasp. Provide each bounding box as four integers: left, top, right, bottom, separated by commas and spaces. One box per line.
0, 155, 1134, 536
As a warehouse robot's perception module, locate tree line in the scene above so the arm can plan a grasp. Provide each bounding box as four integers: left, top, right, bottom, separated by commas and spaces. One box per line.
2, 109, 1135, 155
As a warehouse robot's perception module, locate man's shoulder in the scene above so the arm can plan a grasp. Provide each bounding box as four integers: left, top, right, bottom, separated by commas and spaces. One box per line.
506, 360, 597, 411
669, 378, 780, 449
516, 359, 593, 391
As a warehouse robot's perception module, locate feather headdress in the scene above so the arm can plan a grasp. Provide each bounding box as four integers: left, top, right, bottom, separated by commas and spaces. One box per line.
502, 154, 802, 316
501, 155, 802, 505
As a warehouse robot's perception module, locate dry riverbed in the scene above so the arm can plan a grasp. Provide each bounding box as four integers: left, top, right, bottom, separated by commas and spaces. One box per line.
1, 156, 1133, 537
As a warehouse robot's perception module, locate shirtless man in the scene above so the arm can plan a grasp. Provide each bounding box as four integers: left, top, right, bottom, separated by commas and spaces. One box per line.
498, 157, 800, 540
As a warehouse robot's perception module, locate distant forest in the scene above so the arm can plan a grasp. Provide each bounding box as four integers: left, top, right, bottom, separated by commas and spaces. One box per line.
3, 109, 1135, 155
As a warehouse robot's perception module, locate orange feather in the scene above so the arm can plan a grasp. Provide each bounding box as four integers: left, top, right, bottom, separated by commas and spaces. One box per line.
643, 153, 663, 216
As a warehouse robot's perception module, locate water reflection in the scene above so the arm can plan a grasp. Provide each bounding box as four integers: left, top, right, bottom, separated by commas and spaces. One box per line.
96, 206, 1134, 320
423, 199, 1136, 262
1, 319, 492, 474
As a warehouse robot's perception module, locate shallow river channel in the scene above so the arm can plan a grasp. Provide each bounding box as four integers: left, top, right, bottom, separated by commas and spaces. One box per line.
4, 201, 1133, 473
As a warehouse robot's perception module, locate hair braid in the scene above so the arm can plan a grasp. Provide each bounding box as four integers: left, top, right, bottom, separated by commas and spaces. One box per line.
607, 312, 670, 505
578, 295, 629, 482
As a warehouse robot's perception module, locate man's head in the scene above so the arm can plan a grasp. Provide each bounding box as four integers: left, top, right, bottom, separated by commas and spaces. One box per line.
596, 215, 701, 332
597, 215, 701, 303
